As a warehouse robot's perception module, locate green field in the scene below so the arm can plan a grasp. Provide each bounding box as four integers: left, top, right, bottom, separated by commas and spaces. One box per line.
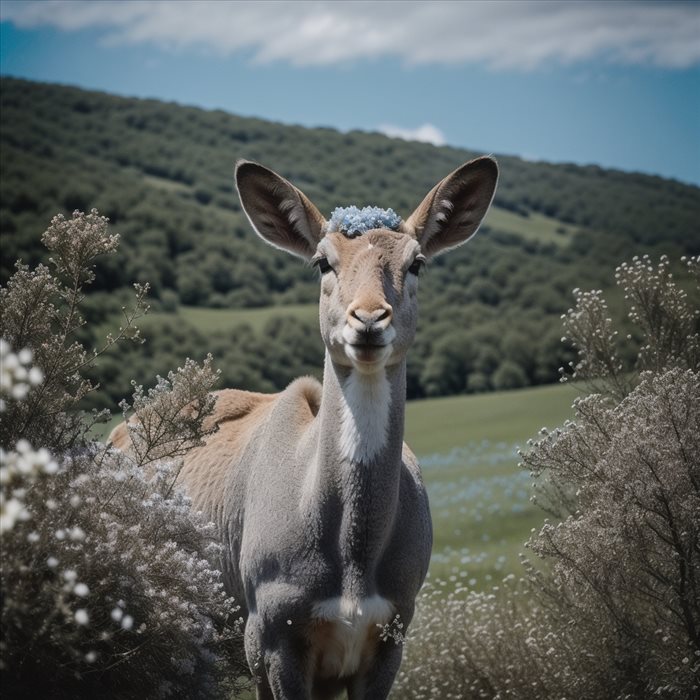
141, 303, 319, 334
405, 382, 575, 454
405, 383, 575, 586
485, 206, 578, 245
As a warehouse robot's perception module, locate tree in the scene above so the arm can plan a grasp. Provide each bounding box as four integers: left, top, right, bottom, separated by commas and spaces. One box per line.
492, 359, 527, 390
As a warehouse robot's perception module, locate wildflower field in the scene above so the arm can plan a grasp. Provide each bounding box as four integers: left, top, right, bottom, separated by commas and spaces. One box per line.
405, 384, 574, 588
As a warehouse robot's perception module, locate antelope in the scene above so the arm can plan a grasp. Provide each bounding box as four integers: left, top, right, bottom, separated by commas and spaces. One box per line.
111, 156, 498, 699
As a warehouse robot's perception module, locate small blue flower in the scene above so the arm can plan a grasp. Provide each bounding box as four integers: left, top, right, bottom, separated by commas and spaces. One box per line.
327, 206, 402, 237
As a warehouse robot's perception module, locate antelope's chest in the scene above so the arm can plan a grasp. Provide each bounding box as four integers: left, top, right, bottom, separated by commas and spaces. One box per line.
307, 595, 393, 678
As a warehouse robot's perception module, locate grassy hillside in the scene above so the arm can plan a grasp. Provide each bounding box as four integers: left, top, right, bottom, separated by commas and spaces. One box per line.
143, 303, 319, 335
2, 77, 698, 410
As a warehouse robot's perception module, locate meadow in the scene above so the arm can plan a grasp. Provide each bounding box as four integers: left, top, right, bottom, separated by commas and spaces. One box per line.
143, 303, 319, 334
405, 383, 575, 587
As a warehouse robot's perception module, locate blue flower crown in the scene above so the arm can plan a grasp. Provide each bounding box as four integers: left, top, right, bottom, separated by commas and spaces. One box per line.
326, 206, 403, 237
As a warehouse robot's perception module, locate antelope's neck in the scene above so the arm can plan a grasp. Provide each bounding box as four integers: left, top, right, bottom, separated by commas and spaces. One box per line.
319, 352, 407, 470
304, 352, 407, 594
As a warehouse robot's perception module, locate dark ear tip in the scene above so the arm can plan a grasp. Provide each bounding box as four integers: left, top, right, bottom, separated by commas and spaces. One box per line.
469, 155, 499, 180
234, 160, 269, 184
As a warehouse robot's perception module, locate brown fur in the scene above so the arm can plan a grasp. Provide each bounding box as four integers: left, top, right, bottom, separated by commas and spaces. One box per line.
109, 380, 322, 518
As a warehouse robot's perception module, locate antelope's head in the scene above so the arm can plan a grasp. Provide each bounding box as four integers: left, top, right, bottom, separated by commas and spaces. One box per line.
235, 157, 498, 374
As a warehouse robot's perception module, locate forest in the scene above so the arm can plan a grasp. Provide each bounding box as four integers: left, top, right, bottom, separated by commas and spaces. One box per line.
1, 77, 699, 409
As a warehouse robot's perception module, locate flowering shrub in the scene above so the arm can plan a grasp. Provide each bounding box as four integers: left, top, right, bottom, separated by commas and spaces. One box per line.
393, 255, 699, 699
560, 254, 699, 400
0, 210, 148, 454
0, 212, 248, 698
0, 340, 44, 410
394, 577, 574, 700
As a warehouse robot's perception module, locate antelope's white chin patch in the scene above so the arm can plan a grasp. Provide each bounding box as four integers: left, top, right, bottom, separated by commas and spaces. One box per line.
344, 343, 393, 372
341, 326, 396, 373
339, 369, 390, 463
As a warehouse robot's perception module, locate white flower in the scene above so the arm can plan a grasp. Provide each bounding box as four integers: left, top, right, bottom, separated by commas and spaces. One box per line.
74, 583, 89, 597
1, 497, 29, 532
69, 527, 85, 541
17, 348, 33, 365
74, 609, 89, 626
28, 367, 44, 386
11, 384, 29, 400
3, 353, 18, 371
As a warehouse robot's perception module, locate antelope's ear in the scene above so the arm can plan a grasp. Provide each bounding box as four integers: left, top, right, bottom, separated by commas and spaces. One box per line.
235, 161, 326, 260
405, 156, 498, 258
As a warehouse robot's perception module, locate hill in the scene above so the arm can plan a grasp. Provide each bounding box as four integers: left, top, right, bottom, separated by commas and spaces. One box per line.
1, 77, 698, 408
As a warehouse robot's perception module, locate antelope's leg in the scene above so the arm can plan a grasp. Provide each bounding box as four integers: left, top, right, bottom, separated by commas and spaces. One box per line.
245, 614, 274, 700
246, 611, 312, 700
347, 641, 404, 700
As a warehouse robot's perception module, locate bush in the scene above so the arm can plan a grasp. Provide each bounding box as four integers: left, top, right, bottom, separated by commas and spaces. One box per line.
393, 255, 700, 699
0, 211, 248, 698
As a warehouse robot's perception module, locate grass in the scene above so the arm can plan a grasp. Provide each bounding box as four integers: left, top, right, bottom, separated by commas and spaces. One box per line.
139, 303, 319, 334
485, 206, 578, 245
405, 382, 576, 455
405, 383, 577, 587
142, 173, 193, 193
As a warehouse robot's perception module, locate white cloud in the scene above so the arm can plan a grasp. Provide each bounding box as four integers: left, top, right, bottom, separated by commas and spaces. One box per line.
2, 0, 699, 70
378, 123, 447, 147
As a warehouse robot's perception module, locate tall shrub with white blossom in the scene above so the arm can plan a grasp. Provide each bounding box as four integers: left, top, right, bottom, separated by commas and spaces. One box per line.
0, 211, 248, 698
392, 255, 699, 700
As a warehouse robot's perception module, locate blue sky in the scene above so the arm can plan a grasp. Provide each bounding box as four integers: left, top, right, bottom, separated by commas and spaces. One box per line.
1, 0, 699, 184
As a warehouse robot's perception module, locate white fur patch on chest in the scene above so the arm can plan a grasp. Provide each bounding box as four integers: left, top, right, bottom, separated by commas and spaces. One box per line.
311, 595, 394, 677
338, 370, 391, 464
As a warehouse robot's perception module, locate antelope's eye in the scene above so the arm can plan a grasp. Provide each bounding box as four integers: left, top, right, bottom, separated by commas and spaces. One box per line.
314, 257, 333, 275
407, 257, 426, 276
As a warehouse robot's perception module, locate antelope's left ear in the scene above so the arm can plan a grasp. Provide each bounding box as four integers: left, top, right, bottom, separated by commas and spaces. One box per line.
405, 156, 498, 258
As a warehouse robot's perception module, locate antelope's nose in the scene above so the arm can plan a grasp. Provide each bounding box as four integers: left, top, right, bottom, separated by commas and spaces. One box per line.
346, 302, 393, 332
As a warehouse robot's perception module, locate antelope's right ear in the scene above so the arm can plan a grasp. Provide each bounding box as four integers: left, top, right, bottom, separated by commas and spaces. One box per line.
235, 160, 326, 260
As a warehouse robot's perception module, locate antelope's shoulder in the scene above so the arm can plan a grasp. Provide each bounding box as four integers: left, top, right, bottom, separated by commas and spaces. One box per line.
107, 387, 275, 453
269, 375, 322, 426
207, 387, 277, 427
